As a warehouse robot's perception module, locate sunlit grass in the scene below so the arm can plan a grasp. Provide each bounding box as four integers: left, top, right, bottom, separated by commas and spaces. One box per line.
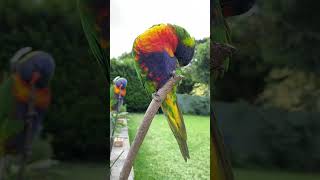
128, 113, 210, 180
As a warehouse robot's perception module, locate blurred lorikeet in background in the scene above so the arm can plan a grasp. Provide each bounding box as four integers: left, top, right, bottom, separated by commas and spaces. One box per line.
132, 23, 195, 161
211, 0, 256, 180
110, 76, 127, 112
0, 47, 55, 159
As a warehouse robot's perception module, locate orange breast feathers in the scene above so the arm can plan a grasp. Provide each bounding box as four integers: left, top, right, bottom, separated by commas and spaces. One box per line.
133, 24, 178, 57
114, 85, 126, 97
12, 74, 51, 109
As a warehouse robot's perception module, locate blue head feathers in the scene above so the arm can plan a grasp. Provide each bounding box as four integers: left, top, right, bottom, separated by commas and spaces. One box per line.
113, 76, 127, 89
15, 51, 55, 88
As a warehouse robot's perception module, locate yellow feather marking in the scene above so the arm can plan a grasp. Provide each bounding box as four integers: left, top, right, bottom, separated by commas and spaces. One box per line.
164, 47, 174, 57
183, 37, 196, 47
163, 94, 179, 125
161, 91, 189, 161
161, 91, 186, 138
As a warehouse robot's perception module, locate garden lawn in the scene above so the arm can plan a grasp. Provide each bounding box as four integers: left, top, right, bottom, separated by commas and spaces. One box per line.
128, 113, 210, 180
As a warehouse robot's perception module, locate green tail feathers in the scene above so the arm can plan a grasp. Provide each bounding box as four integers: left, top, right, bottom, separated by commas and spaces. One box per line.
210, 105, 234, 180
161, 91, 189, 161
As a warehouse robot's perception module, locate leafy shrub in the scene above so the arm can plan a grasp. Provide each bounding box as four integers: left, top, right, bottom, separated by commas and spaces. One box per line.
177, 94, 209, 115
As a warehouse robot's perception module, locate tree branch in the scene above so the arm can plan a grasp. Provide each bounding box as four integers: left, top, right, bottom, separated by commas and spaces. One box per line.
17, 84, 36, 180
119, 75, 183, 180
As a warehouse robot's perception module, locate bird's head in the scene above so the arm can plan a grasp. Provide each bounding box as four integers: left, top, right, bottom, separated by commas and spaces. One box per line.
15, 51, 55, 89
114, 77, 127, 89
171, 24, 195, 67
221, 0, 256, 17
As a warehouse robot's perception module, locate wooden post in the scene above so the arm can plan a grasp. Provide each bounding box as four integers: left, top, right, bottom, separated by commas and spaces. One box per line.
119, 75, 183, 180
17, 84, 36, 180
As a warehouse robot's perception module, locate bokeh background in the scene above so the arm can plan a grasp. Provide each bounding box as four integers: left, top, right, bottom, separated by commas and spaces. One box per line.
215, 0, 320, 179
0, 0, 106, 179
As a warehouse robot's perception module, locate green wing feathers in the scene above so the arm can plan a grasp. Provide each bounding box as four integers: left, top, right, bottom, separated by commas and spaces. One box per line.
0, 78, 23, 156
78, 0, 109, 79
212, 0, 231, 43
161, 90, 189, 161
212, 0, 232, 78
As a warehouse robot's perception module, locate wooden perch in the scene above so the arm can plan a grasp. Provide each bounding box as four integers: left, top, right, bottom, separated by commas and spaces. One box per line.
17, 84, 36, 180
119, 74, 183, 180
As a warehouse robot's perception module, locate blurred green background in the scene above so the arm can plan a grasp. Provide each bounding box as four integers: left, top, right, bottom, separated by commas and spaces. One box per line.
0, 0, 107, 163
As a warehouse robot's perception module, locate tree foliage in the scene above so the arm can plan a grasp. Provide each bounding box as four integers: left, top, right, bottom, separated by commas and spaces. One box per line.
190, 39, 210, 85
213, 0, 320, 111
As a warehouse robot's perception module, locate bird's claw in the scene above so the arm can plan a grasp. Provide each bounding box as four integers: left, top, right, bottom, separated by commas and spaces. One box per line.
170, 71, 176, 78
211, 42, 237, 75
212, 42, 236, 56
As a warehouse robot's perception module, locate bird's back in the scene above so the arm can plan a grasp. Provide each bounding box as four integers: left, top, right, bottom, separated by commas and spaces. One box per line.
133, 24, 178, 59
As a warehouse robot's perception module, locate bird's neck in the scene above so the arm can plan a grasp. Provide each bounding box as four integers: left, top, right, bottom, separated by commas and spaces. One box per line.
12, 74, 51, 109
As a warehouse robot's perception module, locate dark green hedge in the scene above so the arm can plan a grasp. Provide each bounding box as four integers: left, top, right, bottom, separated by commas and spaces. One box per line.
215, 101, 320, 171
110, 58, 150, 112
178, 94, 209, 115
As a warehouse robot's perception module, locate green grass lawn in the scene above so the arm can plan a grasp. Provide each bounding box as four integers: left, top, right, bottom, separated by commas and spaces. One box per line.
128, 113, 210, 180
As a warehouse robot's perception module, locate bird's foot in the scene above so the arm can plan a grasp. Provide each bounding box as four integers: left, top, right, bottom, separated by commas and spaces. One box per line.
152, 92, 161, 103
170, 71, 176, 78
211, 43, 237, 77
212, 43, 236, 56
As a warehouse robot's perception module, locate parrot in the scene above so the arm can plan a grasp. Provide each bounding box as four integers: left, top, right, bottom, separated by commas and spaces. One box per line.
0, 47, 55, 161
211, 0, 256, 180
132, 23, 195, 161
110, 76, 127, 112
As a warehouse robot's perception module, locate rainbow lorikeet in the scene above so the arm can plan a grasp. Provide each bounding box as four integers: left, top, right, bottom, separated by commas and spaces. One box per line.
132, 23, 195, 161
78, 0, 109, 80
110, 76, 127, 112
0, 47, 55, 157
211, 0, 256, 180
